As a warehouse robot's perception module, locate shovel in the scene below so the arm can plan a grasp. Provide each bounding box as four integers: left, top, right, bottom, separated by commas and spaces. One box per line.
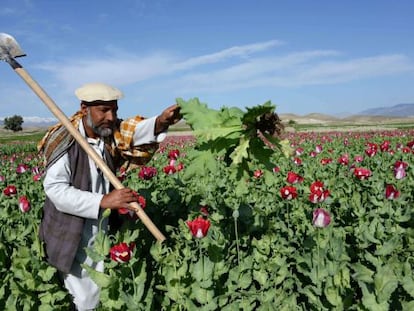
0, 33, 166, 242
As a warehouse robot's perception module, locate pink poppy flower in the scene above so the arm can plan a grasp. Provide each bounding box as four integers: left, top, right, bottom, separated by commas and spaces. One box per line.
312, 208, 331, 228
253, 169, 264, 179
16, 164, 29, 174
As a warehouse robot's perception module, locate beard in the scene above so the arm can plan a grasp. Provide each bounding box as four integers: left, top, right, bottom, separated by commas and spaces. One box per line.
86, 109, 114, 137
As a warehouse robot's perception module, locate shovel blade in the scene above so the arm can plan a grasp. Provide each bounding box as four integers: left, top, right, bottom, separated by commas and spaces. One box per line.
0, 33, 26, 61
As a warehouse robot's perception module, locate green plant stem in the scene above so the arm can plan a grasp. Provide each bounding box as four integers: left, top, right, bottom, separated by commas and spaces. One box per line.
234, 216, 240, 266
130, 265, 137, 298
317, 229, 320, 282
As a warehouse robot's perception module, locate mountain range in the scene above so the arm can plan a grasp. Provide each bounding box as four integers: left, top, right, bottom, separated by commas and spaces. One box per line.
359, 103, 414, 117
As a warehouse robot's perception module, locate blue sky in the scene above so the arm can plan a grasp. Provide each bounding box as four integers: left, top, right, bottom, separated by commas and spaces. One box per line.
0, 0, 413, 121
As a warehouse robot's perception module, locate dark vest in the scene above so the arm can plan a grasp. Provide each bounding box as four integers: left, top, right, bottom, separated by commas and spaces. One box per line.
39, 140, 116, 273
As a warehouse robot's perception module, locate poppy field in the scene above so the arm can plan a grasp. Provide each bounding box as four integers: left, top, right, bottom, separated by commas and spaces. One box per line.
1, 126, 414, 310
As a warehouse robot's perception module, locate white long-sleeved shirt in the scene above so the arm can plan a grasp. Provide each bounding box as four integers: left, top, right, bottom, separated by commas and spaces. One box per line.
44, 116, 165, 218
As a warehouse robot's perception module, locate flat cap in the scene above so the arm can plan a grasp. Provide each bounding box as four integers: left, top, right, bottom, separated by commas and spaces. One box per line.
75, 83, 124, 102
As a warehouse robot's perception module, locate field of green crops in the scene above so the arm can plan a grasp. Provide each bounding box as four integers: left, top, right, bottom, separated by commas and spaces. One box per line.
1, 127, 414, 310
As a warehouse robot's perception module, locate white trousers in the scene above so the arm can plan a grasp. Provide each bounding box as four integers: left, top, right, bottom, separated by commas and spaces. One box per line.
61, 268, 100, 310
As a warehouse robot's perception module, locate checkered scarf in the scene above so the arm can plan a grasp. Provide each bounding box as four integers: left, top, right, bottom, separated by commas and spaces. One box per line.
37, 111, 159, 171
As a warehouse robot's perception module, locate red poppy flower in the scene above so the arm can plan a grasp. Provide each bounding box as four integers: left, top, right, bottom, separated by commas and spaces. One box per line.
138, 166, 157, 180
168, 149, 180, 160
380, 140, 391, 152
19, 196, 31, 213
109, 242, 135, 263
309, 181, 330, 203
320, 158, 332, 165
337, 154, 349, 166
186, 217, 211, 238
286, 171, 304, 184
3, 185, 17, 196
385, 184, 400, 200
163, 165, 177, 175
280, 186, 298, 200
354, 167, 372, 180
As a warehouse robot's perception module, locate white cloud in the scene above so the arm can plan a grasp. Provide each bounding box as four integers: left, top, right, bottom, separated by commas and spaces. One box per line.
36, 40, 414, 97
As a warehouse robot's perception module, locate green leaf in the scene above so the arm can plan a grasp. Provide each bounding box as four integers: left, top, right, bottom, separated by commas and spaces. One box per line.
374, 265, 398, 303
352, 263, 374, 283
81, 264, 113, 288
229, 138, 250, 165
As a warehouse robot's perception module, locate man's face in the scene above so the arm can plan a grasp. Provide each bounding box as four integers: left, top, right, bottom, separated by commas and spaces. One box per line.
82, 101, 118, 138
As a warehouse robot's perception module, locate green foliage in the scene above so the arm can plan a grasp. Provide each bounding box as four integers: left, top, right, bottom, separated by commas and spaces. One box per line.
1, 123, 414, 309
4, 115, 24, 132
177, 98, 292, 195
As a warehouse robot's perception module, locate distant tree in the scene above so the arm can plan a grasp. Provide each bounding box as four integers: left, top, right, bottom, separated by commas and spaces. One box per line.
288, 119, 297, 126
4, 115, 24, 132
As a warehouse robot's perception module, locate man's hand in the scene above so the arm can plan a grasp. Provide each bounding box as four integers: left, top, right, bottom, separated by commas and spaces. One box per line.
100, 188, 138, 210
155, 104, 182, 134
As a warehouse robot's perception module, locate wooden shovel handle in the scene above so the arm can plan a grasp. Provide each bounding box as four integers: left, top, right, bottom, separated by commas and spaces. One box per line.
14, 66, 166, 242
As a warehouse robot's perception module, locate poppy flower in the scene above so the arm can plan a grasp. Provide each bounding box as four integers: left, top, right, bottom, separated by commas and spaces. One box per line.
312, 208, 331, 228
354, 167, 372, 180
280, 186, 298, 200
138, 166, 157, 180
19, 196, 31, 213
163, 165, 176, 175
365, 143, 378, 157
109, 242, 135, 263
315, 145, 323, 154
337, 154, 349, 166
3, 185, 17, 196
16, 164, 29, 174
286, 172, 304, 184
176, 162, 184, 172
320, 158, 332, 165
293, 157, 302, 166
309, 181, 330, 203
187, 217, 211, 238
168, 149, 180, 160
385, 184, 400, 200
394, 161, 408, 180
253, 169, 264, 179
380, 140, 391, 152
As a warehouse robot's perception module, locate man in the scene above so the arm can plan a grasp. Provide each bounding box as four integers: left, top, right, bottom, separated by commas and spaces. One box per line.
38, 82, 181, 310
